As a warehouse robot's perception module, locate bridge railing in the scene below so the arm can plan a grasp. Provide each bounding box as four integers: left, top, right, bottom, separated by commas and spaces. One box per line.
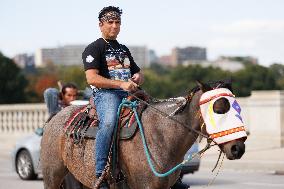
0, 90, 284, 149
0, 103, 48, 134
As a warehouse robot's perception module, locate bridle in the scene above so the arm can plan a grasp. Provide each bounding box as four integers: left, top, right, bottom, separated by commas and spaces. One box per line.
128, 89, 224, 174
94, 88, 227, 188
128, 89, 218, 146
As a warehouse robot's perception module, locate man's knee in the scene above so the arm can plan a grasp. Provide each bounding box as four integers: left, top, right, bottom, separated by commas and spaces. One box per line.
44, 88, 59, 96
43, 88, 60, 115
100, 119, 116, 129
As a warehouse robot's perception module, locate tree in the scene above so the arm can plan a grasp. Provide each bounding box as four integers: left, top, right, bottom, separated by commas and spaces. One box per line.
0, 52, 28, 103
142, 69, 173, 98
232, 64, 277, 96
34, 75, 58, 98
269, 63, 284, 89
58, 65, 87, 90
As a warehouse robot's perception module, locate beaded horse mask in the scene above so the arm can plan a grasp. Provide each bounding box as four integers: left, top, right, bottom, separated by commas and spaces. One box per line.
199, 88, 247, 144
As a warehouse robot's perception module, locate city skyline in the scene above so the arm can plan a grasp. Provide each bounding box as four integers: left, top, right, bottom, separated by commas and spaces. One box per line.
1, 0, 284, 66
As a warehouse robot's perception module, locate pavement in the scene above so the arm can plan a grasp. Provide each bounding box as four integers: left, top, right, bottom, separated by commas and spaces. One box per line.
198, 142, 284, 174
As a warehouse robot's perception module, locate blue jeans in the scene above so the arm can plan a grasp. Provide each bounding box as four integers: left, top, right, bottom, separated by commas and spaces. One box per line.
94, 89, 128, 175
43, 88, 61, 115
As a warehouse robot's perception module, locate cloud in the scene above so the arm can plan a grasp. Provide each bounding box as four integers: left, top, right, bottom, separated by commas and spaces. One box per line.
207, 19, 284, 65
211, 19, 284, 34
208, 38, 255, 49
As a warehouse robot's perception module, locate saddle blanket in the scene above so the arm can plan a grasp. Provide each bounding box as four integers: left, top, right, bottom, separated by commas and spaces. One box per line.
64, 100, 147, 143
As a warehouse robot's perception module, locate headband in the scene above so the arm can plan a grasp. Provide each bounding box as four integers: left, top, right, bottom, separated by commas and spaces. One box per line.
100, 11, 121, 22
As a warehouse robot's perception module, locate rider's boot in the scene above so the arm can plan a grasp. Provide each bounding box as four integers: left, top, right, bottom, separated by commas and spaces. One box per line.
98, 181, 109, 189
94, 174, 110, 189
171, 176, 190, 189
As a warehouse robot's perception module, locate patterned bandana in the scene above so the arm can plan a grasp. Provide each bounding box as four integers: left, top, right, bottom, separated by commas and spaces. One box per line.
100, 11, 121, 22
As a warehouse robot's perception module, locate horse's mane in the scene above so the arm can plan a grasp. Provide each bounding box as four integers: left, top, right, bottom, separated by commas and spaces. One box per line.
189, 79, 233, 95
161, 79, 233, 115
145, 79, 233, 116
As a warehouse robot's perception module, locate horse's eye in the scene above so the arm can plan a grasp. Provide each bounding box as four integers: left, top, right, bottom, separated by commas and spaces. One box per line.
213, 97, 230, 114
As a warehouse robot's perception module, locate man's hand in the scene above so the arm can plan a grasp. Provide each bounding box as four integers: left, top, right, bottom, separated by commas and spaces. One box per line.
131, 72, 144, 85
120, 80, 138, 92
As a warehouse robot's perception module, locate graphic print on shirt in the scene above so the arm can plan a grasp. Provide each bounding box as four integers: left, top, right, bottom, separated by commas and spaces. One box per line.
105, 45, 131, 81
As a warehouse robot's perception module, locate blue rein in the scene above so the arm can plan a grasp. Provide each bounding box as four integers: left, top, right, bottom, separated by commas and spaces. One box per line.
112, 98, 195, 177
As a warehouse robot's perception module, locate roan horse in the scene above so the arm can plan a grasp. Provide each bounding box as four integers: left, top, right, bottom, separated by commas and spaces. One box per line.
41, 81, 247, 189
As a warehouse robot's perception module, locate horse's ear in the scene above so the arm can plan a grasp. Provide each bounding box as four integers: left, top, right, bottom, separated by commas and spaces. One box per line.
222, 78, 233, 92
196, 80, 212, 92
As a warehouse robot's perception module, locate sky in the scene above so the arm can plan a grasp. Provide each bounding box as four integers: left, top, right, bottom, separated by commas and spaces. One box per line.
1, 0, 284, 66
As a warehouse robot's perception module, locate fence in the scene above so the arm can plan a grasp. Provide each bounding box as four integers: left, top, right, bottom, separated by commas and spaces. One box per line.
0, 90, 284, 149
0, 103, 48, 134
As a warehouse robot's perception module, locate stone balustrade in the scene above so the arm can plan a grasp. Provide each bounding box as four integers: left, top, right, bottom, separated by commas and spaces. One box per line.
0, 103, 48, 134
0, 90, 284, 149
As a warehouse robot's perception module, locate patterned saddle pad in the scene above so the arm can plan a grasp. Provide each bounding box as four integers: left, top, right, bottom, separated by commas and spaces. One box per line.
64, 91, 149, 144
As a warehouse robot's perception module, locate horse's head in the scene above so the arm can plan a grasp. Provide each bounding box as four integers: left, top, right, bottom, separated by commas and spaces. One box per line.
196, 80, 247, 160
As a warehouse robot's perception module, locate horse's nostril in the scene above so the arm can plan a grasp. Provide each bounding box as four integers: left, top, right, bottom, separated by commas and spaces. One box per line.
231, 145, 239, 156
231, 144, 245, 159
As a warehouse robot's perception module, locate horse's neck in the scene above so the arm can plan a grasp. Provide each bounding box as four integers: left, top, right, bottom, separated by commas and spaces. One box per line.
150, 97, 187, 115
142, 96, 201, 161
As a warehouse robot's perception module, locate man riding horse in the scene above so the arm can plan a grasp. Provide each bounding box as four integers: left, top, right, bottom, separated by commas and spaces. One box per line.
82, 6, 190, 189
82, 6, 143, 189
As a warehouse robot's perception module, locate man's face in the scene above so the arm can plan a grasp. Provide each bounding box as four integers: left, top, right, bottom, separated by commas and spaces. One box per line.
99, 19, 121, 40
62, 88, 78, 105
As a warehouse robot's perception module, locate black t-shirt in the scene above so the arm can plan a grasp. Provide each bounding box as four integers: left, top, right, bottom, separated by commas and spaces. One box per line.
82, 38, 140, 81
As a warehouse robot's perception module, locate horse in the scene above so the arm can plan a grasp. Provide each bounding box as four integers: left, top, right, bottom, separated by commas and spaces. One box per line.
40, 81, 247, 189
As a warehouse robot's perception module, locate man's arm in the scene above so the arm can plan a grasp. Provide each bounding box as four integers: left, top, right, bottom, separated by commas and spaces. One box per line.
85, 69, 138, 92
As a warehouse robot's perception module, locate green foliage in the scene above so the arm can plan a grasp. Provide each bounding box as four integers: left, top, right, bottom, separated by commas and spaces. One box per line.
57, 65, 87, 89
8, 56, 284, 103
0, 52, 28, 103
141, 63, 282, 98
268, 63, 284, 89
143, 69, 173, 98
233, 64, 277, 96
23, 64, 87, 103
141, 64, 233, 98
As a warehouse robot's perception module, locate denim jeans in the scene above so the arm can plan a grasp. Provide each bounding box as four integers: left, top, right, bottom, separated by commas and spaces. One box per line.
43, 88, 61, 115
94, 89, 128, 175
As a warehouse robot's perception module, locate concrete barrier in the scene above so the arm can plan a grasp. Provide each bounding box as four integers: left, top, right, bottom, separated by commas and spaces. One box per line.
0, 103, 48, 134
0, 103, 48, 150
0, 90, 284, 150
238, 91, 284, 149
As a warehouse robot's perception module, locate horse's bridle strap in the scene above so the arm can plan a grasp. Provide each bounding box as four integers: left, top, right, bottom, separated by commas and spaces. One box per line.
128, 91, 211, 140
199, 93, 234, 105
209, 126, 245, 139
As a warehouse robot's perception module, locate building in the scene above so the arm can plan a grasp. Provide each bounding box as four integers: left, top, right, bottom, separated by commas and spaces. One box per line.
213, 57, 245, 72
35, 44, 150, 68
219, 56, 258, 65
183, 57, 245, 72
158, 55, 172, 66
35, 45, 85, 67
128, 46, 149, 68
148, 49, 158, 65
13, 54, 35, 69
171, 46, 207, 66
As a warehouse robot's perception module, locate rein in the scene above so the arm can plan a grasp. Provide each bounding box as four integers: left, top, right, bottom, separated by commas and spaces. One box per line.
125, 90, 225, 177
113, 99, 209, 177
113, 96, 219, 178
128, 90, 216, 144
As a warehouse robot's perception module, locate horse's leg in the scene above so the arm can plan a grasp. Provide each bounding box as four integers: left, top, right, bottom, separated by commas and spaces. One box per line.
119, 139, 175, 189
119, 111, 184, 189
41, 136, 68, 189
42, 161, 67, 189
41, 125, 68, 188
